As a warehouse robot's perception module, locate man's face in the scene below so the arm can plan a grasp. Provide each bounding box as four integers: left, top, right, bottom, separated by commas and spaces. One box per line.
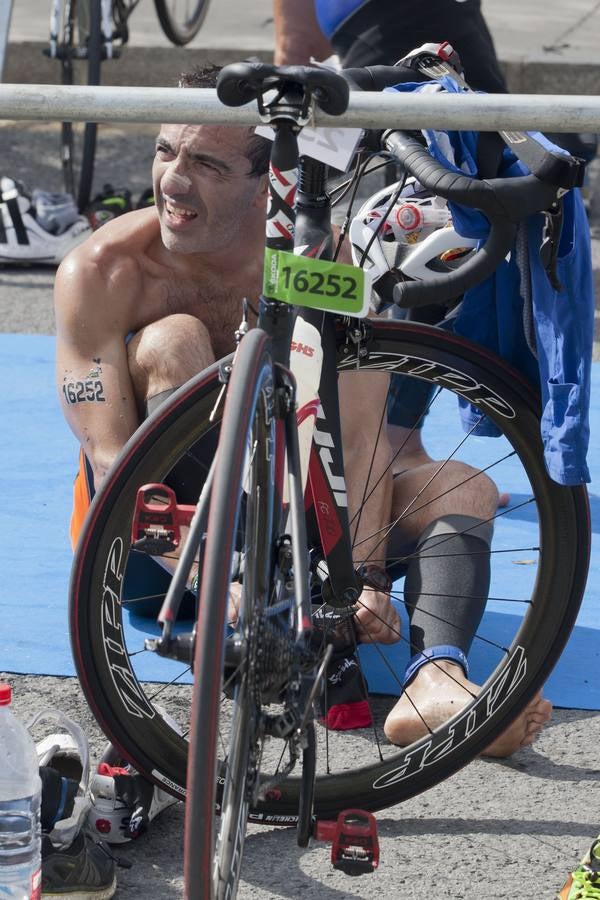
152, 124, 267, 255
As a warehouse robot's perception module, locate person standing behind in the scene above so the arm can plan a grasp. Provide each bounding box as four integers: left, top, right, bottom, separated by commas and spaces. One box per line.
273, 0, 508, 92
272, 1, 553, 756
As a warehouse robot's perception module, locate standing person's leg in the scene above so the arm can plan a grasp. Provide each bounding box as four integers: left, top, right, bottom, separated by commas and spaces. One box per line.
383, 424, 552, 757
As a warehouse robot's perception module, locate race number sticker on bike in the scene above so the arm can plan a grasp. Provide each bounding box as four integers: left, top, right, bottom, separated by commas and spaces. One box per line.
256, 124, 362, 171
264, 249, 371, 317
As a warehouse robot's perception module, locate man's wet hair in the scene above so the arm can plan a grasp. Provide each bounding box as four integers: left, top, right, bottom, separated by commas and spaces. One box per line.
178, 66, 270, 177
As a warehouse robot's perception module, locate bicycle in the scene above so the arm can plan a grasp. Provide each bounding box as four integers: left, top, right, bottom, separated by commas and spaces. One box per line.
46, 0, 211, 212
68, 59, 591, 899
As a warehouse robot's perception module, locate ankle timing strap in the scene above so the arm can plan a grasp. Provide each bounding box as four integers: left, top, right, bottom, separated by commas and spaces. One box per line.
403, 644, 469, 689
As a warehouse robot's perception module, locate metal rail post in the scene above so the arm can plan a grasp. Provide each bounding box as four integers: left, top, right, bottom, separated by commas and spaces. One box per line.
0, 0, 14, 82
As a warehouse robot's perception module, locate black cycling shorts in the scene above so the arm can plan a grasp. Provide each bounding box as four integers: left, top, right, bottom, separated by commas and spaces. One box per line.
331, 0, 507, 94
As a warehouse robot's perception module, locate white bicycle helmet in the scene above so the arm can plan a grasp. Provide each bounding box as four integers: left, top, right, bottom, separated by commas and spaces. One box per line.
349, 177, 478, 311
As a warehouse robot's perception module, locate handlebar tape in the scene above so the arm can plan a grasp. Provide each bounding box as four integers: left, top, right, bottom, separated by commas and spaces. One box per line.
382, 130, 564, 307
342, 65, 430, 91
383, 131, 562, 222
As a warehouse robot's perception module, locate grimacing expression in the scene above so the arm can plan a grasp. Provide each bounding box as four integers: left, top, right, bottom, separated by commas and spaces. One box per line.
152, 124, 266, 255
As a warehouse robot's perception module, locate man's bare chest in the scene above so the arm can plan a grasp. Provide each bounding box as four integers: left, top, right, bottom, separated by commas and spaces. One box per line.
142, 273, 260, 359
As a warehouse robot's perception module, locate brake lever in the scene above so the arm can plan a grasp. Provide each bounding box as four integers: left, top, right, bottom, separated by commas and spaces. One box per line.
539, 200, 564, 292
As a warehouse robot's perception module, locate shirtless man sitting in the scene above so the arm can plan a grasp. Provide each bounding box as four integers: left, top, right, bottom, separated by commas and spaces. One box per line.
55, 69, 551, 757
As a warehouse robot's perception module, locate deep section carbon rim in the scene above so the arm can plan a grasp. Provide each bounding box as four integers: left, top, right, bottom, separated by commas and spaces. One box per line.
70, 320, 590, 817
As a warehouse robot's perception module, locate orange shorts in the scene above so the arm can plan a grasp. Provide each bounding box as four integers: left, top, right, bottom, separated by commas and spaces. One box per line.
70, 447, 94, 550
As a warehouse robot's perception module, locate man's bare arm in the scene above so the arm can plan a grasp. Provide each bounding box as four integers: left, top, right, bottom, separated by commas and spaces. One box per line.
54, 247, 141, 491
273, 0, 334, 65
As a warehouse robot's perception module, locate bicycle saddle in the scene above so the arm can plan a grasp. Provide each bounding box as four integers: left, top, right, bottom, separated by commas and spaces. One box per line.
216, 61, 350, 116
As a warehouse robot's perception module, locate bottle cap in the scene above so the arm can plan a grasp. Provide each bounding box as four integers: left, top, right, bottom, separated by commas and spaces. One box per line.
0, 683, 11, 705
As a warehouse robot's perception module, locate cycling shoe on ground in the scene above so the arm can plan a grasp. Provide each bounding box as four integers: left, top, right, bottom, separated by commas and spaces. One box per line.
87, 744, 178, 844
0, 177, 91, 265
86, 184, 133, 230
557, 835, 600, 899
135, 187, 155, 209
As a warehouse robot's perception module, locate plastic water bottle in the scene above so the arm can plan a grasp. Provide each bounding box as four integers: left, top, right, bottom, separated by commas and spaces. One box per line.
0, 684, 42, 899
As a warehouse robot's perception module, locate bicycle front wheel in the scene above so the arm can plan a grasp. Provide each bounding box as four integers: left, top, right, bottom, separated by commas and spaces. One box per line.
57, 0, 102, 212
70, 320, 590, 817
185, 328, 281, 899
153, 0, 211, 45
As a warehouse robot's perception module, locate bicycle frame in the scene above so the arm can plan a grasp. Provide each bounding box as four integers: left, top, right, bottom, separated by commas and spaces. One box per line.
261, 117, 361, 610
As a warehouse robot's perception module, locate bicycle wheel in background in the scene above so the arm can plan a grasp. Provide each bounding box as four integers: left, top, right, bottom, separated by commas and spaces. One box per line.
58, 0, 102, 212
70, 320, 590, 817
153, 0, 211, 45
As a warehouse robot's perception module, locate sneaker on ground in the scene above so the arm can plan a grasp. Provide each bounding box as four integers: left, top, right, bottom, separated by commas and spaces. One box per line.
557, 835, 600, 899
41, 832, 117, 900
0, 177, 91, 265
87, 744, 178, 844
135, 187, 155, 209
31, 713, 117, 899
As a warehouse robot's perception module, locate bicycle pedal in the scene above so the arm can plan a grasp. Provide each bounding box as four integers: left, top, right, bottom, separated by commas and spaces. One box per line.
131, 484, 196, 553
314, 809, 379, 875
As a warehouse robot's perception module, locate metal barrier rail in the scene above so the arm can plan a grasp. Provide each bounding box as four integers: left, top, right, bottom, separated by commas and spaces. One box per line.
0, 2, 14, 81
1, 83, 600, 132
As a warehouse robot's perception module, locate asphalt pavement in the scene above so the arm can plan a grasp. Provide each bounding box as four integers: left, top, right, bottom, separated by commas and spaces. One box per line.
1, 3, 600, 899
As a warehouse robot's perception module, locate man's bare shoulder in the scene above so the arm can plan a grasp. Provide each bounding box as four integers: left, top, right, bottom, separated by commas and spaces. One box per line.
59, 206, 160, 282
54, 207, 164, 333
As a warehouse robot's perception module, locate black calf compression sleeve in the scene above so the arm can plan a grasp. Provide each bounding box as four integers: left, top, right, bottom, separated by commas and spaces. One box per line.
144, 388, 178, 418
404, 514, 492, 657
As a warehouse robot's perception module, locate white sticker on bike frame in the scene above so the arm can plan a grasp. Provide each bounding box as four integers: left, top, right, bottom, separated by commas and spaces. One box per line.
256, 124, 363, 172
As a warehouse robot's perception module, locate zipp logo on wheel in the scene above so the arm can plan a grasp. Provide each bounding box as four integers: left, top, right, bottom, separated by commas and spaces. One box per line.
101, 537, 156, 721
372, 646, 528, 788
340, 351, 516, 419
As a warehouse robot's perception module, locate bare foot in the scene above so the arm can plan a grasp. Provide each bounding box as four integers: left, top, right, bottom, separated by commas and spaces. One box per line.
354, 588, 401, 645
384, 660, 552, 758
483, 692, 552, 757
227, 581, 242, 625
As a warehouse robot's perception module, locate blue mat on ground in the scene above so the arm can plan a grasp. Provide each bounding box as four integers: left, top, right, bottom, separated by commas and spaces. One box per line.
1, 333, 599, 709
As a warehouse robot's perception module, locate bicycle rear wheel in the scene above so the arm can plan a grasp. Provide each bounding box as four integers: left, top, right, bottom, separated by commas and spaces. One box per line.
153, 0, 210, 45
57, 0, 102, 213
70, 320, 590, 817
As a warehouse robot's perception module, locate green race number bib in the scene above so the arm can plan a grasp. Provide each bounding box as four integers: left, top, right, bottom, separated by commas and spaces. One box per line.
263, 249, 371, 318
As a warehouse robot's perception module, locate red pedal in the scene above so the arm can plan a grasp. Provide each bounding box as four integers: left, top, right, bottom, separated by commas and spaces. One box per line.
315, 809, 379, 875
131, 484, 196, 553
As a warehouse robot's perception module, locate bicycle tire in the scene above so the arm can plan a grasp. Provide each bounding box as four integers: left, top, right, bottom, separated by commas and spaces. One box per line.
70, 320, 590, 817
59, 0, 102, 212
185, 328, 278, 899
153, 0, 210, 45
